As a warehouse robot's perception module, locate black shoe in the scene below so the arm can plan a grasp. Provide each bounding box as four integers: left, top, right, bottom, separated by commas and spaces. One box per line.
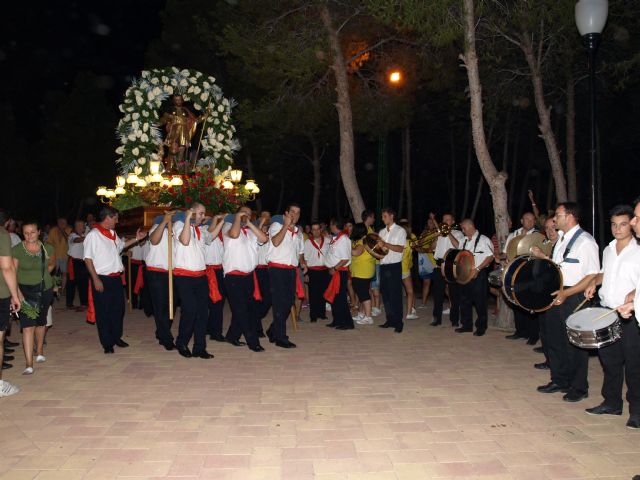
319, 316, 328, 320
505, 334, 525, 340
451, 322, 459, 327
533, 346, 544, 354
526, 338, 538, 345
336, 325, 354, 330
394, 326, 403, 333
4, 347, 14, 354
210, 334, 226, 342
473, 330, 485, 337
249, 345, 265, 352
379, 323, 392, 329
2, 361, 12, 370
177, 346, 192, 358
257, 331, 266, 338
627, 414, 640, 429
455, 327, 472, 333
3, 355, 15, 361
430, 318, 442, 326
4, 340, 19, 348
585, 403, 622, 416
226, 339, 246, 347
534, 362, 550, 370
103, 347, 114, 354
537, 382, 568, 393
326, 322, 337, 328
115, 339, 129, 348
161, 342, 176, 351
310, 317, 317, 323
563, 389, 588, 402
275, 340, 297, 349
193, 350, 214, 359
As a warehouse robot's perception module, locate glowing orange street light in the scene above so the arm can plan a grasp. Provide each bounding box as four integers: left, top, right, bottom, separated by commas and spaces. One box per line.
388, 70, 402, 84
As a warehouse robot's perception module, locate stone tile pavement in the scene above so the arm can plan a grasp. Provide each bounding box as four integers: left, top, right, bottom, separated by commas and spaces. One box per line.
0, 302, 638, 479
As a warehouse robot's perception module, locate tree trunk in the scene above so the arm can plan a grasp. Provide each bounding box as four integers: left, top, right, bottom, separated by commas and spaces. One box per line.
245, 152, 262, 212
462, 131, 472, 218
309, 137, 322, 221
566, 76, 577, 202
502, 107, 512, 171
404, 126, 413, 224
320, 5, 365, 221
462, 0, 511, 329
520, 33, 568, 203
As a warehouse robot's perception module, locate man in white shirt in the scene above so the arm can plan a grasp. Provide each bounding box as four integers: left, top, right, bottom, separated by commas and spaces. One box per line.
266, 204, 304, 348
204, 214, 227, 343
377, 208, 407, 333
534, 202, 600, 402
66, 220, 89, 310
429, 212, 463, 326
584, 204, 640, 429
302, 222, 331, 322
84, 206, 144, 354
255, 219, 272, 337
323, 219, 352, 329
457, 219, 494, 336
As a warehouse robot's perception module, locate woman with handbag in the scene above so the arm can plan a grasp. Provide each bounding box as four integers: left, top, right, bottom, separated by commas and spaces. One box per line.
12, 221, 55, 375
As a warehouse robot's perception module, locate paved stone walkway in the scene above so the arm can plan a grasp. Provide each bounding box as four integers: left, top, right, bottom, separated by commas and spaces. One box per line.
0, 302, 638, 479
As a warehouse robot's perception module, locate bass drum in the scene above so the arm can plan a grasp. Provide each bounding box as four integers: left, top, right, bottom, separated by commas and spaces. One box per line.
442, 249, 475, 285
502, 256, 562, 313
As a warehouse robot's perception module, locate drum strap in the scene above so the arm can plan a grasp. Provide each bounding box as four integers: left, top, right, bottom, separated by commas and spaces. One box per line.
462, 235, 481, 253
560, 228, 584, 264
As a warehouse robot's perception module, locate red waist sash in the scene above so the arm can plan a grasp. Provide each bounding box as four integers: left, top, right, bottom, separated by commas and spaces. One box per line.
323, 267, 349, 303
173, 268, 206, 277
205, 265, 223, 303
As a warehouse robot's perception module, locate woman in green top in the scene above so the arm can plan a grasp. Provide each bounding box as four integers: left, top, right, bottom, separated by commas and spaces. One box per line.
12, 221, 55, 375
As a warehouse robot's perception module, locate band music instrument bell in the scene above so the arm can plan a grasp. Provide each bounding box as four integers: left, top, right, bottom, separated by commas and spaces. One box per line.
363, 233, 388, 260
441, 248, 475, 285
506, 231, 554, 261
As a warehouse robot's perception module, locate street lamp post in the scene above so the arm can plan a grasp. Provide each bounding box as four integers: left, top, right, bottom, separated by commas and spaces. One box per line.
575, 0, 608, 239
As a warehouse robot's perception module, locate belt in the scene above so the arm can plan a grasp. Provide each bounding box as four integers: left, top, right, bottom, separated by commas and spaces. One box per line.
308, 266, 328, 271
256, 264, 268, 269
206, 264, 223, 270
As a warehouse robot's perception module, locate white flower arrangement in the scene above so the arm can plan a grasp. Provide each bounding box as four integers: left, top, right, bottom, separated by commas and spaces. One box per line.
115, 67, 240, 176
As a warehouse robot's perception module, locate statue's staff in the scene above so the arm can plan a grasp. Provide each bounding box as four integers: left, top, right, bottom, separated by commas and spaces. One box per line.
167, 213, 175, 320
192, 94, 214, 171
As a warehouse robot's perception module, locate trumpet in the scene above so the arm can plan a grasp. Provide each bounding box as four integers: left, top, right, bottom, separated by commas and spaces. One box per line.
410, 223, 459, 250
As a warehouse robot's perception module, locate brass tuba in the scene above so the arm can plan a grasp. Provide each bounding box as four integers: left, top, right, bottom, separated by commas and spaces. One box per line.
363, 233, 388, 259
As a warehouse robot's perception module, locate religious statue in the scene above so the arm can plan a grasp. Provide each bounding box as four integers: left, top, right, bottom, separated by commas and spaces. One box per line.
159, 94, 209, 173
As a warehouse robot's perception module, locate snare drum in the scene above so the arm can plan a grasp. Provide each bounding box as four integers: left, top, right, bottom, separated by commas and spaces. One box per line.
501, 256, 562, 313
442, 249, 475, 285
565, 307, 622, 349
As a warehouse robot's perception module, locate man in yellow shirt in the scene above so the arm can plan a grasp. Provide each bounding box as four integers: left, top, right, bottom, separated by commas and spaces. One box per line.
47, 217, 72, 292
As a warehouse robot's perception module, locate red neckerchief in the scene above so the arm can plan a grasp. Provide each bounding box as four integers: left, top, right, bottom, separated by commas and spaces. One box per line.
218, 231, 224, 244
288, 226, 298, 237
94, 224, 116, 244
330, 230, 348, 245
310, 236, 325, 257
241, 226, 248, 236
193, 225, 201, 241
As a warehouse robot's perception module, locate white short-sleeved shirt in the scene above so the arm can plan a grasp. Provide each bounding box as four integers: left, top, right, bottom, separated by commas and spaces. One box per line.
145, 224, 170, 271
205, 233, 224, 266
267, 222, 304, 266
324, 233, 352, 268
173, 221, 210, 272
83, 228, 125, 275
222, 223, 259, 274
257, 235, 270, 266
552, 224, 600, 286
131, 244, 145, 261
598, 239, 640, 309
304, 236, 330, 268
67, 232, 84, 259
433, 229, 464, 260
634, 275, 640, 327
9, 232, 21, 247
379, 223, 407, 265
460, 231, 494, 267
503, 227, 537, 254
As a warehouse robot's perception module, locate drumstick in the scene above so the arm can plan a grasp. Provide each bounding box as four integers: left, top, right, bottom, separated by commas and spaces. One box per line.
572, 298, 589, 313
590, 307, 619, 323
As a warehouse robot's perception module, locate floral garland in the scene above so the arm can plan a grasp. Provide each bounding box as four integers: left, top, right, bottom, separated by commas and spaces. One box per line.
115, 67, 240, 178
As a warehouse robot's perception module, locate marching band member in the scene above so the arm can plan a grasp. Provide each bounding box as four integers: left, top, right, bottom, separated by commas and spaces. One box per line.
266, 204, 304, 348
429, 212, 463, 326
362, 210, 381, 317
533, 202, 599, 402
302, 221, 330, 322
128, 241, 146, 310
586, 204, 640, 429
204, 214, 227, 343
457, 219, 494, 336
324, 218, 352, 329
255, 220, 271, 337
399, 220, 418, 320
145, 212, 176, 350
66, 220, 88, 310
377, 208, 407, 333
222, 206, 268, 352
349, 223, 375, 324
83, 206, 144, 354
172, 203, 215, 359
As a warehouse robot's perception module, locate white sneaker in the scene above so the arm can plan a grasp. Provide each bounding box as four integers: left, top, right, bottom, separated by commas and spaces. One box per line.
35, 355, 46, 363
442, 308, 451, 315
410, 307, 417, 315
325, 303, 332, 312
352, 313, 364, 321
22, 367, 34, 375
371, 307, 381, 317
406, 313, 419, 320
355, 316, 374, 325
0, 380, 19, 397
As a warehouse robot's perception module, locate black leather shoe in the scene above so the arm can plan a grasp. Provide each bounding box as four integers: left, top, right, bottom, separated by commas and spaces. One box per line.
249, 345, 265, 352
451, 322, 459, 327
563, 389, 588, 402
310, 318, 317, 323
336, 325, 354, 330
115, 339, 129, 348
210, 334, 226, 342
4, 347, 14, 354
526, 338, 538, 345
378, 323, 392, 328
585, 403, 622, 416
103, 347, 115, 354
455, 327, 472, 333
534, 362, 550, 370
226, 339, 246, 347
193, 350, 214, 359
394, 326, 403, 333
326, 322, 337, 328
533, 346, 544, 353
2, 361, 12, 369
4, 340, 19, 348
626, 414, 640, 429
257, 331, 266, 338
473, 330, 485, 337
430, 318, 442, 326
537, 382, 568, 393
275, 340, 297, 348
177, 346, 192, 358
505, 334, 524, 340
162, 342, 176, 351
3, 355, 15, 361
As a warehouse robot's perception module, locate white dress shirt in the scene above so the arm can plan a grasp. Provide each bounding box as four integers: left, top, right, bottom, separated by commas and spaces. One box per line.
460, 231, 494, 268
131, 244, 145, 261
83, 228, 124, 275
267, 222, 303, 266
552, 224, 600, 287
434, 229, 464, 260
324, 233, 352, 268
145, 224, 170, 271
257, 235, 270, 266
378, 223, 406, 265
173, 221, 210, 272
303, 236, 330, 268
598, 239, 640, 309
205, 233, 224, 266
222, 223, 259, 274
503, 227, 537, 254
67, 233, 84, 260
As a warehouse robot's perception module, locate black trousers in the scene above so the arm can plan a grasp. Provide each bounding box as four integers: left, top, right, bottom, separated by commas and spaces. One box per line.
92, 275, 125, 349
207, 268, 226, 337
268, 267, 296, 342
542, 292, 589, 392
146, 270, 174, 345
459, 270, 488, 332
308, 269, 330, 320
175, 275, 209, 355
598, 316, 640, 414
66, 258, 88, 307
432, 267, 460, 325
330, 271, 352, 328
255, 268, 272, 332
224, 273, 259, 348
513, 307, 539, 341
140, 266, 154, 317
380, 262, 403, 328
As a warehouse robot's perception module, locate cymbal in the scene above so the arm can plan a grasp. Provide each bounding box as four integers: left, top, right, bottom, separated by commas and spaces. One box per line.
506, 234, 524, 261
516, 232, 554, 257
